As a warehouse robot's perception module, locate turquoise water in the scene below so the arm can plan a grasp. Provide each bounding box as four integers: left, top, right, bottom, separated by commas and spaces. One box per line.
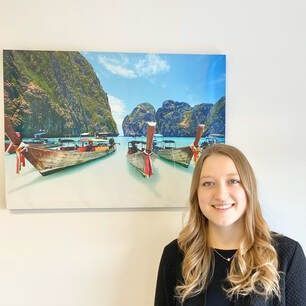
5, 137, 206, 209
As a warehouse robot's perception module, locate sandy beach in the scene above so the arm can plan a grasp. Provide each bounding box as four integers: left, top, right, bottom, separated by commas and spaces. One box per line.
4, 137, 196, 209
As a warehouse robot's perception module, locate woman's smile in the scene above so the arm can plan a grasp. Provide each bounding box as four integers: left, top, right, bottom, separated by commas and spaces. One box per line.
197, 154, 247, 228
211, 203, 235, 211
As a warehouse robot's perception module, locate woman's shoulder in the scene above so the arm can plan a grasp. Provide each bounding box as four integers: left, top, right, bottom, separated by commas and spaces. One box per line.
163, 239, 181, 254
272, 232, 301, 251
271, 232, 305, 269
161, 239, 183, 263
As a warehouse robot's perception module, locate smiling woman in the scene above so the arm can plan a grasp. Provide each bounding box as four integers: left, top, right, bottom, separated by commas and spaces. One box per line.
154, 144, 306, 306
197, 154, 247, 231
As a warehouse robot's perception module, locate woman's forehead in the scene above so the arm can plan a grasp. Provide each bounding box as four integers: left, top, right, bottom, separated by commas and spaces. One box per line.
200, 154, 239, 177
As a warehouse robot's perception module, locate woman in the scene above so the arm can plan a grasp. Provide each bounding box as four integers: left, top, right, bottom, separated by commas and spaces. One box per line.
155, 144, 306, 306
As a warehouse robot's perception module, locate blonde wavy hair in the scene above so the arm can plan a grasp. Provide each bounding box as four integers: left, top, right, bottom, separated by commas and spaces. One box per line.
176, 144, 280, 303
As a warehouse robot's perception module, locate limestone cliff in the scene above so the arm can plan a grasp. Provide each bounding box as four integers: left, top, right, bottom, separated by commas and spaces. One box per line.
4, 50, 118, 137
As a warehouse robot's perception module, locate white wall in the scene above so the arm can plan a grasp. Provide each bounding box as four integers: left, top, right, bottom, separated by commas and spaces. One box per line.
0, 1, 305, 306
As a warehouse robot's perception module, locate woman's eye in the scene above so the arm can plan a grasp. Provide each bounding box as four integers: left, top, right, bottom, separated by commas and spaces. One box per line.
229, 179, 240, 184
202, 181, 214, 187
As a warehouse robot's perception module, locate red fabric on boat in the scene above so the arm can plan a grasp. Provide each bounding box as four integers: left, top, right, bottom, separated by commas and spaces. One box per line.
20, 153, 25, 167
190, 145, 200, 162
16, 155, 20, 173
144, 154, 153, 177
15, 145, 26, 174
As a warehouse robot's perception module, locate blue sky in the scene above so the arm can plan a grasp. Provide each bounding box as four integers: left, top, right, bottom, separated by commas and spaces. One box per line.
82, 52, 225, 135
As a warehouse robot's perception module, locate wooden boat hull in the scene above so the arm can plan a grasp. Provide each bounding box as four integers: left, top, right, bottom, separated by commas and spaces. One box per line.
157, 146, 194, 168
5, 141, 59, 154
127, 151, 157, 177
156, 124, 205, 167
5, 142, 17, 154
22, 145, 116, 175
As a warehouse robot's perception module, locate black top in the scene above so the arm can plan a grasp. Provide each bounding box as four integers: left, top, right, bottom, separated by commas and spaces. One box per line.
206, 249, 236, 306
154, 234, 306, 306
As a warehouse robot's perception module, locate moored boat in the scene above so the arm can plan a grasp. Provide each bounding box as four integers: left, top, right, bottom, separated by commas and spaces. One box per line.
200, 133, 225, 149
127, 122, 157, 177
5, 135, 20, 154
5, 129, 59, 154
56, 138, 78, 151
155, 124, 206, 168
4, 116, 116, 175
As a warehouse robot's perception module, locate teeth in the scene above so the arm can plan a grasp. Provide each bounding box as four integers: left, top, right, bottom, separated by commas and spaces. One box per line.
212, 204, 233, 209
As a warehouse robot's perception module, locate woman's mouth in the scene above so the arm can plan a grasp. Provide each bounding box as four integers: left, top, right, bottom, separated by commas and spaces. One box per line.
212, 203, 235, 211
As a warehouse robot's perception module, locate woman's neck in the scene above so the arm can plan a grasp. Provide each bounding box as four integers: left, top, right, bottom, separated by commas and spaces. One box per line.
208, 220, 244, 250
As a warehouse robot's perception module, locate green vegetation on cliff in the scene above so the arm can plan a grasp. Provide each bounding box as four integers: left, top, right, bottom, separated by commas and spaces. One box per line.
122, 98, 225, 137
122, 103, 155, 136
204, 96, 225, 135
4, 50, 118, 137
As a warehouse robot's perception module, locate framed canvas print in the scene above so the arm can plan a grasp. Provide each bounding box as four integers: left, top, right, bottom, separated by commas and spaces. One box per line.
3, 50, 225, 209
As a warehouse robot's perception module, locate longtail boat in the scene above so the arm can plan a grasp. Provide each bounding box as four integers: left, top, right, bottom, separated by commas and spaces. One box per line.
155, 124, 205, 168
4, 129, 58, 154
4, 116, 116, 175
5, 140, 18, 154
200, 133, 225, 149
127, 122, 156, 177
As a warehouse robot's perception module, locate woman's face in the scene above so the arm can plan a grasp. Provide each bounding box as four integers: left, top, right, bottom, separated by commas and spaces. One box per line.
197, 154, 247, 229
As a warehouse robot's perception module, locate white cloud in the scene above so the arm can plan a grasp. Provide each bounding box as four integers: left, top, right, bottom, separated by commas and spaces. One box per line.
119, 54, 130, 65
135, 54, 170, 77
98, 54, 169, 79
108, 95, 126, 135
109, 95, 124, 113
98, 56, 137, 79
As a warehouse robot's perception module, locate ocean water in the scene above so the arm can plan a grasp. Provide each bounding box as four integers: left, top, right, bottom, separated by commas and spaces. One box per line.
4, 136, 202, 209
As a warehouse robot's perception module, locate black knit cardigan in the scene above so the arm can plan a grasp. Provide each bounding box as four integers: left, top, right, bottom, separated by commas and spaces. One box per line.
154, 234, 306, 306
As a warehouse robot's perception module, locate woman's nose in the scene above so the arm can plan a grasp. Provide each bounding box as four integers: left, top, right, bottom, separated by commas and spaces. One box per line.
214, 183, 229, 201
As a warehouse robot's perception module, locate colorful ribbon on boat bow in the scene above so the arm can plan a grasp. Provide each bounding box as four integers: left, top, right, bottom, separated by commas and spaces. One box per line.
143, 151, 153, 177
16, 142, 28, 174
190, 144, 201, 162
5, 141, 15, 153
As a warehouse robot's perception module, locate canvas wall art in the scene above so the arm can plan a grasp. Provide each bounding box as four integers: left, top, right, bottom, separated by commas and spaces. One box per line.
3, 50, 226, 209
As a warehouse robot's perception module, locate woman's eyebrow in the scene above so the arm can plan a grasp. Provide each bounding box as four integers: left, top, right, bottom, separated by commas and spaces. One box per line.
226, 172, 239, 177
200, 175, 213, 179
200, 173, 239, 179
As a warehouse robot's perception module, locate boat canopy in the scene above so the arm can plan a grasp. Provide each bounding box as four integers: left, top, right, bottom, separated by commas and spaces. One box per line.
91, 139, 108, 143
34, 130, 47, 138
80, 132, 92, 137
59, 139, 75, 143
96, 132, 112, 137
208, 133, 224, 138
128, 140, 146, 145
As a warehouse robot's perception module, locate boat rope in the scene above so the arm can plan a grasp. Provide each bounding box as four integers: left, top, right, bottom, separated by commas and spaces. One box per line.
143, 150, 153, 177
143, 150, 153, 156
190, 144, 201, 162
5, 141, 14, 153
15, 142, 28, 174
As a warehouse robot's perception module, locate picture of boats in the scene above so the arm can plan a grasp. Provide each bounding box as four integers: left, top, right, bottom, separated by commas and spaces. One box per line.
154, 124, 205, 168
3, 50, 225, 209
5, 116, 116, 175
200, 133, 225, 149
127, 122, 156, 177
4, 129, 55, 154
